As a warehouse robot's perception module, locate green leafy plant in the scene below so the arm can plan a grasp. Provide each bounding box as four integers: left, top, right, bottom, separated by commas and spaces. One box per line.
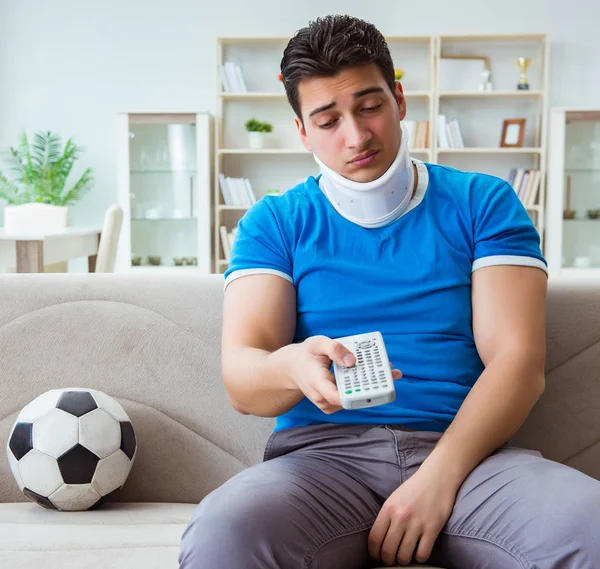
244, 119, 273, 133
0, 130, 94, 206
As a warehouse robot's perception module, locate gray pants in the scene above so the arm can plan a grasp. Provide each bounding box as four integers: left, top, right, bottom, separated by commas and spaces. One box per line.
179, 423, 600, 568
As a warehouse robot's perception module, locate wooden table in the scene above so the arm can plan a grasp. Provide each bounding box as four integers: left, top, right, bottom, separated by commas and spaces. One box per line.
0, 228, 103, 273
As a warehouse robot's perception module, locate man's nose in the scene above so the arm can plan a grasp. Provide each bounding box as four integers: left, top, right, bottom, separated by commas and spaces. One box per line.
344, 118, 373, 149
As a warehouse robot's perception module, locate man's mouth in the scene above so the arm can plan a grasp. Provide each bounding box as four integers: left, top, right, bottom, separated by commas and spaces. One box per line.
350, 150, 379, 166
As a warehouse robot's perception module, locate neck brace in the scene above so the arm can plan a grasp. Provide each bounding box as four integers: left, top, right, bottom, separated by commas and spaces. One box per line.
314, 121, 414, 229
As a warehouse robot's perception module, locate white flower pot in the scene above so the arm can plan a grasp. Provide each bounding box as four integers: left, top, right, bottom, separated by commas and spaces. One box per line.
4, 203, 69, 235
248, 131, 267, 150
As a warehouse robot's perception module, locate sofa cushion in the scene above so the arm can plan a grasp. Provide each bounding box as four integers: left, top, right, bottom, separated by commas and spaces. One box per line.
0, 501, 442, 569
0, 502, 196, 569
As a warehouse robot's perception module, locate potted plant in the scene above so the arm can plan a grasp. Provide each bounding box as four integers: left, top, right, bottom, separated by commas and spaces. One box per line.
0, 130, 94, 234
244, 119, 273, 150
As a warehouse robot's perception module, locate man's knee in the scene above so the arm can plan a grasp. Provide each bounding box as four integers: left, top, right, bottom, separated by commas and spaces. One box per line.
179, 482, 296, 568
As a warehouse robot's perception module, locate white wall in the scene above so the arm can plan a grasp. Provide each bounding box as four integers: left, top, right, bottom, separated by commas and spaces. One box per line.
1, 0, 599, 230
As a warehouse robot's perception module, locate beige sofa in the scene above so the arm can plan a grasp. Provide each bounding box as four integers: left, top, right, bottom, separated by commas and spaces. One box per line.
0, 274, 599, 569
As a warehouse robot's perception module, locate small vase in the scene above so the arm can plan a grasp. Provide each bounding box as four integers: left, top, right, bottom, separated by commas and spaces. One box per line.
248, 131, 266, 150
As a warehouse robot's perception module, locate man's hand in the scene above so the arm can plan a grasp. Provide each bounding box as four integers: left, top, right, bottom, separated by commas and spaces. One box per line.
280, 335, 402, 414
368, 463, 458, 566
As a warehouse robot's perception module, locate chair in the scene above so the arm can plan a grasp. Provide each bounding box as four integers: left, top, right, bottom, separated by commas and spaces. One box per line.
94, 204, 123, 273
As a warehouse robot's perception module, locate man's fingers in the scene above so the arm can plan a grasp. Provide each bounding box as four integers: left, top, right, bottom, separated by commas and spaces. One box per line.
414, 531, 436, 564
389, 363, 403, 380
368, 514, 391, 560
380, 518, 404, 566
318, 337, 355, 367
396, 525, 421, 566
320, 373, 342, 408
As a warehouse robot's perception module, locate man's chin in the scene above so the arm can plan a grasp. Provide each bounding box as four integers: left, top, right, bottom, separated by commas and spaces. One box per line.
343, 166, 384, 184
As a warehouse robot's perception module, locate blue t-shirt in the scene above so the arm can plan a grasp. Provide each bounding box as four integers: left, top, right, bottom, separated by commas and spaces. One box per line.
224, 161, 548, 433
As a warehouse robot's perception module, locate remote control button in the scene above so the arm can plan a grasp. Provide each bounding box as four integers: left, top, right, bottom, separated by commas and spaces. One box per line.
355, 388, 361, 392
357, 340, 373, 349
345, 389, 352, 394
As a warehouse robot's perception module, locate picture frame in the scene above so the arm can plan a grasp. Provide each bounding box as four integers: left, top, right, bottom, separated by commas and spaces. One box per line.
500, 118, 526, 148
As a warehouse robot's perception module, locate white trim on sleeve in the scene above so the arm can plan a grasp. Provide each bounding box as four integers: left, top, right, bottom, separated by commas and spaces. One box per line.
472, 255, 548, 275
224, 268, 294, 291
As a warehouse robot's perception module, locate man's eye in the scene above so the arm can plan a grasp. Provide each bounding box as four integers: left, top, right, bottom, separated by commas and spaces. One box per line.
363, 104, 382, 112
318, 119, 337, 129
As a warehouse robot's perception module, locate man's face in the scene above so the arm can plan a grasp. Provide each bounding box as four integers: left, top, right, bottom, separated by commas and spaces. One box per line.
295, 63, 407, 183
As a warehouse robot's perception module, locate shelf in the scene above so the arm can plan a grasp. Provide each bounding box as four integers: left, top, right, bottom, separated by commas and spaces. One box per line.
440, 33, 546, 42
131, 217, 196, 222
218, 35, 432, 45
219, 205, 251, 211
562, 218, 600, 223
219, 91, 431, 99
131, 265, 201, 273
219, 92, 286, 99
559, 268, 600, 277
437, 147, 543, 154
384, 35, 432, 43
439, 90, 543, 99
565, 168, 600, 173
219, 148, 310, 155
218, 36, 290, 45
130, 169, 195, 174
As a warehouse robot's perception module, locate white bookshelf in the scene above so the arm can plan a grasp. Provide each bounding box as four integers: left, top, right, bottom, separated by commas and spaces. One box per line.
214, 34, 548, 272
437, 34, 548, 245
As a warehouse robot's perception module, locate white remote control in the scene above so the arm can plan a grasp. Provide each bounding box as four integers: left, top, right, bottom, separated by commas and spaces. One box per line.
332, 331, 396, 410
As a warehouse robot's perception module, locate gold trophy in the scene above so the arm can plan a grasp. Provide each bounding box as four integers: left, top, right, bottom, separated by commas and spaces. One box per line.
516, 57, 532, 90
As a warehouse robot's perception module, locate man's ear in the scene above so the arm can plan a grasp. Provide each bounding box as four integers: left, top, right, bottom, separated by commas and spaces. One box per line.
295, 116, 313, 152
394, 81, 407, 122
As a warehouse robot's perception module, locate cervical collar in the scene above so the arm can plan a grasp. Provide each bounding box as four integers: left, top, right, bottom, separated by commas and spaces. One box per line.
314, 121, 414, 229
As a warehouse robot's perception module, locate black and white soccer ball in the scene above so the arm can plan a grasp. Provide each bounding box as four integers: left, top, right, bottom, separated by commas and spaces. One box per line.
6, 388, 137, 511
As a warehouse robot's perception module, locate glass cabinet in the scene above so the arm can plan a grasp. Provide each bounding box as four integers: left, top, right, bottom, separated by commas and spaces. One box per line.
116, 112, 212, 273
546, 108, 600, 276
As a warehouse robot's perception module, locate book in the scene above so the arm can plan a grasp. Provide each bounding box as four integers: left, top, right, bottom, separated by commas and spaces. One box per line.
224, 62, 241, 92
218, 173, 233, 205
218, 64, 231, 92
518, 171, 530, 201
512, 169, 525, 195
523, 169, 541, 206
404, 120, 417, 148
220, 225, 231, 260
437, 115, 450, 148
451, 119, 464, 148
235, 178, 250, 205
234, 64, 248, 92
244, 178, 257, 204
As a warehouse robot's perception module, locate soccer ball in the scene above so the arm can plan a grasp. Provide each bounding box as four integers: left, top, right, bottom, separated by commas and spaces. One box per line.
6, 388, 137, 511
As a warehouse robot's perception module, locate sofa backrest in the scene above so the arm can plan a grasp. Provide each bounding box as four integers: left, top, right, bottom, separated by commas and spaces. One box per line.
0, 274, 599, 505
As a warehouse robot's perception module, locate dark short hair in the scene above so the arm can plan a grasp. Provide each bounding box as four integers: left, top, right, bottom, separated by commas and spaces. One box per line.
280, 15, 395, 122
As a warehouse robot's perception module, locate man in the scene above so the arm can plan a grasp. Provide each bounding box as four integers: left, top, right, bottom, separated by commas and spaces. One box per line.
180, 15, 600, 569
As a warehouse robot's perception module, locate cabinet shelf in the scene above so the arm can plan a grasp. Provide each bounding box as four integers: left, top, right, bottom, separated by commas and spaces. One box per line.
218, 91, 431, 100
437, 147, 543, 154
219, 148, 310, 155
546, 108, 600, 276
439, 90, 543, 99
131, 217, 197, 222
218, 205, 250, 211
130, 170, 196, 174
